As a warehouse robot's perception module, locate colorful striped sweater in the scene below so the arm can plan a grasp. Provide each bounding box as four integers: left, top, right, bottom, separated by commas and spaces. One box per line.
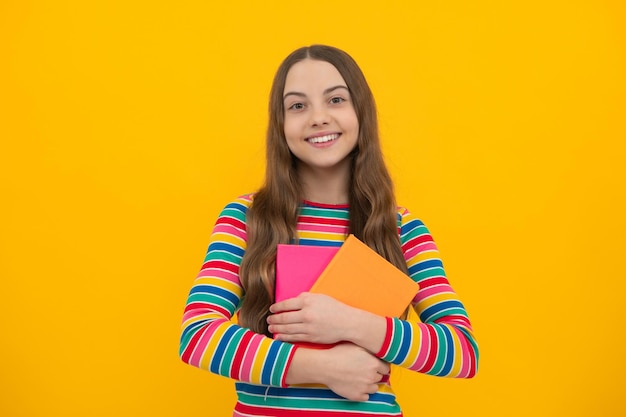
180, 194, 479, 416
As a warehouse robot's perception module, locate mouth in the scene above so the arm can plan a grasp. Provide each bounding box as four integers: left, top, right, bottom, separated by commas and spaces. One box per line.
305, 133, 341, 144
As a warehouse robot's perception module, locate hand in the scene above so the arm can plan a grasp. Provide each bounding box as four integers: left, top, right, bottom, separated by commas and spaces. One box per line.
268, 292, 352, 345
319, 343, 390, 401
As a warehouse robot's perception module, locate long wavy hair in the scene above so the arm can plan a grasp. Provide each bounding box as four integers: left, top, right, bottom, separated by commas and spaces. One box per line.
238, 45, 409, 335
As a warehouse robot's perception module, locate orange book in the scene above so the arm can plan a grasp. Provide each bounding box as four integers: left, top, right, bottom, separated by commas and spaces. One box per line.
309, 234, 419, 317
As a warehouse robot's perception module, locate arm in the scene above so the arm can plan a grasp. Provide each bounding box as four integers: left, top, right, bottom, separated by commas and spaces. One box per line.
268, 209, 479, 378
374, 210, 479, 378
285, 343, 390, 402
179, 196, 297, 387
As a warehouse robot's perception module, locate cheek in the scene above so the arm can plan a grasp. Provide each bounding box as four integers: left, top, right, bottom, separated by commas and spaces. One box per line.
348, 118, 360, 149
347, 117, 359, 138
341, 109, 359, 133
282, 120, 298, 152
352, 118, 359, 133
283, 116, 301, 142
283, 124, 293, 144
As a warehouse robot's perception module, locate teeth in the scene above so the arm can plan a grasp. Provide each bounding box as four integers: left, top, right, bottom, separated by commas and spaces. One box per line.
308, 134, 339, 144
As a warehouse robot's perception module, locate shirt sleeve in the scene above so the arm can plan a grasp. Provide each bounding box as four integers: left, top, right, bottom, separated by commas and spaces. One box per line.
179, 195, 298, 387
374, 208, 479, 378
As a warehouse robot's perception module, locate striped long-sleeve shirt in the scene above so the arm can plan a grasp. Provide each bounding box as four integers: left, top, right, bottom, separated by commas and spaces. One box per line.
180, 194, 479, 416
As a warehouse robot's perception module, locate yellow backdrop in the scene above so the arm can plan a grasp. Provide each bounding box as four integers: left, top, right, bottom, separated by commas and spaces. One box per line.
1, 1, 625, 416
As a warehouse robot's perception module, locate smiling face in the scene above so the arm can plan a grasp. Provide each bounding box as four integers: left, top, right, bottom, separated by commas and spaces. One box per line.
282, 59, 359, 176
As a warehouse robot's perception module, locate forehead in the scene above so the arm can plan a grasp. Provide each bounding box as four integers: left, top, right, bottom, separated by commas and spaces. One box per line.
284, 59, 347, 93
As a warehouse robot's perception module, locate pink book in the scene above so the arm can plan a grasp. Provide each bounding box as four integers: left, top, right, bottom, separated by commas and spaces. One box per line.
274, 244, 340, 348
275, 244, 340, 302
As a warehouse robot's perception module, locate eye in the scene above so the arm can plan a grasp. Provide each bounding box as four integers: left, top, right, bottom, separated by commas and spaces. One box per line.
330, 96, 346, 104
288, 102, 305, 111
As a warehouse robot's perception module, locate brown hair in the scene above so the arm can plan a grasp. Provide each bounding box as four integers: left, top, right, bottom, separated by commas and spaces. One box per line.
238, 45, 408, 335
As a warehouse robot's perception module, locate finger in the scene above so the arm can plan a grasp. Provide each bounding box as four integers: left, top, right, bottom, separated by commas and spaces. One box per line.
267, 310, 303, 325
273, 332, 310, 342
377, 362, 390, 375
367, 383, 379, 394
374, 372, 389, 383
268, 322, 306, 335
269, 297, 303, 313
349, 392, 369, 402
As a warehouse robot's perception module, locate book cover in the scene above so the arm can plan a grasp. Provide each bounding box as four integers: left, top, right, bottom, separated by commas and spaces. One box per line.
309, 234, 419, 318
274, 244, 340, 348
275, 244, 340, 303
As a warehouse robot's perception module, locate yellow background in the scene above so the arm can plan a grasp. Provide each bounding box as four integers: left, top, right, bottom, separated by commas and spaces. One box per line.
1, 1, 625, 416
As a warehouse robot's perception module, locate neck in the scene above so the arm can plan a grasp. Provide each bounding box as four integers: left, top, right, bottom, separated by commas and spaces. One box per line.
297, 161, 351, 205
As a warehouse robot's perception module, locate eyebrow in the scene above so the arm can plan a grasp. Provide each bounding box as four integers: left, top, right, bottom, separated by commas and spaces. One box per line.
283, 85, 349, 100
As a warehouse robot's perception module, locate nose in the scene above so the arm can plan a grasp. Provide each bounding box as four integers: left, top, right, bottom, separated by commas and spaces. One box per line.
309, 104, 329, 126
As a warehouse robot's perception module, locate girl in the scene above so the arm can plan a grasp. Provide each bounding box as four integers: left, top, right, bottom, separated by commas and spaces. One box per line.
179, 45, 479, 416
